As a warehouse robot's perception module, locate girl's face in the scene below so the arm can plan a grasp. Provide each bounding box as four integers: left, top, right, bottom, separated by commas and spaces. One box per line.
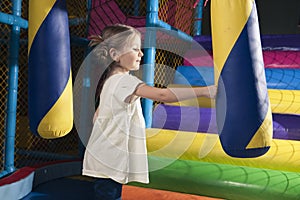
118, 35, 143, 71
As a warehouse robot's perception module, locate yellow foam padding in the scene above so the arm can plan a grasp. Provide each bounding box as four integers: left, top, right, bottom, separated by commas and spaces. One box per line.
37, 72, 73, 139
146, 128, 300, 173
269, 89, 300, 114
211, 0, 253, 83
166, 97, 215, 108
28, 0, 56, 53
246, 104, 273, 148
166, 86, 300, 115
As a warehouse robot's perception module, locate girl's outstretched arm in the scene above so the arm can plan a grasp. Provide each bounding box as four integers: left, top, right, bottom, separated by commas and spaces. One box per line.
135, 84, 217, 103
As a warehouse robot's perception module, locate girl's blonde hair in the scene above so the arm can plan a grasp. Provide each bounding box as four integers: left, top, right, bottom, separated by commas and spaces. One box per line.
89, 24, 141, 107
90, 24, 141, 66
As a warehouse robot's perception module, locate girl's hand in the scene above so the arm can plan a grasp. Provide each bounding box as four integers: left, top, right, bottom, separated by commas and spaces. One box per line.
205, 85, 217, 99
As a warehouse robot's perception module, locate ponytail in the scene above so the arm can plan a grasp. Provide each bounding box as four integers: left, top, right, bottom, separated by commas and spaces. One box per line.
88, 35, 104, 47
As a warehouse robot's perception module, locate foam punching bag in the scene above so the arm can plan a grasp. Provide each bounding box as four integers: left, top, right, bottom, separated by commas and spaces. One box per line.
211, 0, 273, 157
28, 0, 73, 138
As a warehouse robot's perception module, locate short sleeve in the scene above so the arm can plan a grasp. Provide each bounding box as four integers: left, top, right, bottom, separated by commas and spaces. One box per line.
115, 74, 143, 102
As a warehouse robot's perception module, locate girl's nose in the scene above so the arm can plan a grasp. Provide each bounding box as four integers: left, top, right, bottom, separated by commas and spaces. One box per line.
139, 50, 144, 57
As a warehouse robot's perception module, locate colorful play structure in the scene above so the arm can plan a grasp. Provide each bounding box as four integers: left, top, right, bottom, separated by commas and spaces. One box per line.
0, 0, 299, 199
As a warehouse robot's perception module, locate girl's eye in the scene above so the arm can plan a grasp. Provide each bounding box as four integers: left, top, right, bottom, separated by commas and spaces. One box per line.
133, 48, 140, 52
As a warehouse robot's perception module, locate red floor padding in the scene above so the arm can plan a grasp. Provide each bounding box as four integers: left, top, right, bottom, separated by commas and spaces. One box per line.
122, 185, 222, 200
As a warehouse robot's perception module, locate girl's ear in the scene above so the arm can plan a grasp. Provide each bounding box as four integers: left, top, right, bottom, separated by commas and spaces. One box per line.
109, 48, 119, 62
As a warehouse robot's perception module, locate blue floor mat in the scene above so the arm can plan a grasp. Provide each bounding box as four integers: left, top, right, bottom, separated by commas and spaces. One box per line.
22, 177, 95, 200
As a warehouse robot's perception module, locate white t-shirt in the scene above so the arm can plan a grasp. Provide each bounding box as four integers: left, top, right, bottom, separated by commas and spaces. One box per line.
82, 73, 149, 184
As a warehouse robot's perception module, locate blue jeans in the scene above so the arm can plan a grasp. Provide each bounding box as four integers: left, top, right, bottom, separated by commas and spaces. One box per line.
94, 178, 123, 200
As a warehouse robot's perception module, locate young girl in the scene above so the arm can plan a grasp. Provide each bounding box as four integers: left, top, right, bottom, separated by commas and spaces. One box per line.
82, 24, 217, 200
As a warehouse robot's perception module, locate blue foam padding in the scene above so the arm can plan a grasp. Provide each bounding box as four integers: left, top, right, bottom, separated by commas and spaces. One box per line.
174, 66, 300, 90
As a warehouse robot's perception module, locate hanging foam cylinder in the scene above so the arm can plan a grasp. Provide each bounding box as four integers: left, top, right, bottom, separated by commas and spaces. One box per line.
211, 0, 273, 157
28, 0, 73, 138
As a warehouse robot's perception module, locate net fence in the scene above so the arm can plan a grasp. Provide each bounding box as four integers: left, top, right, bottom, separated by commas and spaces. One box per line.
0, 0, 88, 171
0, 0, 299, 174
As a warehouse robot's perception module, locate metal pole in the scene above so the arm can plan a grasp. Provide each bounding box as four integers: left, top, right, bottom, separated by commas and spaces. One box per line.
142, 0, 158, 128
0, 11, 28, 29
3, 0, 23, 175
194, 0, 204, 36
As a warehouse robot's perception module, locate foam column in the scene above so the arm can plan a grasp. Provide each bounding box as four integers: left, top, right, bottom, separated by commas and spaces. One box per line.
28, 0, 73, 138
211, 0, 273, 157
